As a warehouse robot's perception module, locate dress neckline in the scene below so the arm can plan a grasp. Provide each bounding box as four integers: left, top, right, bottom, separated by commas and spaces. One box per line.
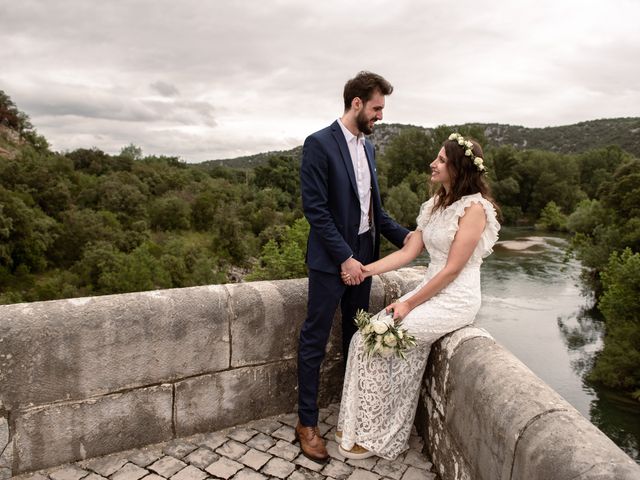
432, 192, 484, 212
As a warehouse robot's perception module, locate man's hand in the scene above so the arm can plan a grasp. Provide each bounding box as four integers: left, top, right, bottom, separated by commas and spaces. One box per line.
340, 257, 365, 286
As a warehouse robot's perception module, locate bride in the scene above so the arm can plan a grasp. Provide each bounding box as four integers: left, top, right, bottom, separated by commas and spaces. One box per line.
337, 133, 500, 460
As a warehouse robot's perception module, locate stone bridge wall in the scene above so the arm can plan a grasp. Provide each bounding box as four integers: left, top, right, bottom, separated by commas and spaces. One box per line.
1, 268, 639, 479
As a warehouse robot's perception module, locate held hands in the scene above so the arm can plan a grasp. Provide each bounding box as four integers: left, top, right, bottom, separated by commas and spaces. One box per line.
340, 257, 367, 286
386, 301, 411, 323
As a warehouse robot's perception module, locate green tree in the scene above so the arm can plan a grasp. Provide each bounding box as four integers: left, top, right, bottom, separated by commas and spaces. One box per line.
120, 143, 143, 161
0, 90, 46, 148
588, 249, 640, 395
66, 148, 133, 175
577, 146, 629, 198
535, 201, 568, 232
253, 155, 300, 209
74, 241, 171, 294
248, 217, 309, 280
383, 128, 437, 187
149, 195, 191, 231
0, 186, 58, 279
81, 172, 149, 225
51, 209, 124, 267
567, 199, 607, 235
386, 182, 421, 229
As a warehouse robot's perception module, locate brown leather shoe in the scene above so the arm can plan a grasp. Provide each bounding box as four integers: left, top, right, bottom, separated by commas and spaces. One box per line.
295, 422, 329, 463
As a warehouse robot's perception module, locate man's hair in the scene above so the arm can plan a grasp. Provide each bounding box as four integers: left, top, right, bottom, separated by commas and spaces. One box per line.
343, 71, 393, 110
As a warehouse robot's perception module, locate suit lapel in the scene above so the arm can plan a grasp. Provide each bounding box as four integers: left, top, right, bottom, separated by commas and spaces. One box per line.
330, 121, 358, 197
364, 140, 380, 208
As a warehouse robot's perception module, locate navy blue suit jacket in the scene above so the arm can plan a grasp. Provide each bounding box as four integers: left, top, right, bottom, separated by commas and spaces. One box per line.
300, 120, 410, 274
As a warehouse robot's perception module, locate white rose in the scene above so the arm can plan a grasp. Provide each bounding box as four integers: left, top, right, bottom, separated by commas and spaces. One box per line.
383, 333, 397, 347
363, 324, 373, 334
397, 329, 404, 340
448, 133, 457, 140
458, 139, 465, 146
465, 149, 472, 156
372, 321, 389, 335
474, 157, 483, 166
464, 141, 473, 149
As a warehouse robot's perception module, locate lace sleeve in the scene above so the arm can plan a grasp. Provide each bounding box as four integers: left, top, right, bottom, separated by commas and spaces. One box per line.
446, 195, 500, 258
415, 198, 434, 230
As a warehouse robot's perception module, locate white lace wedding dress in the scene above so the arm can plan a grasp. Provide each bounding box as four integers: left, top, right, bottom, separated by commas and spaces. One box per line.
337, 193, 500, 460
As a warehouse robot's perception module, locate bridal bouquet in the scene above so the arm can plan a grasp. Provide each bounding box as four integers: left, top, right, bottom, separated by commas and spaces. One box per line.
354, 309, 417, 359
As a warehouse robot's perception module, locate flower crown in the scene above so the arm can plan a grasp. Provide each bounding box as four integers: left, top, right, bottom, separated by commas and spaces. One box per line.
448, 133, 485, 172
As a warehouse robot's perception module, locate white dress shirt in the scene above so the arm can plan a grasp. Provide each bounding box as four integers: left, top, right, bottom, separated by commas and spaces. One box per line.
337, 118, 372, 235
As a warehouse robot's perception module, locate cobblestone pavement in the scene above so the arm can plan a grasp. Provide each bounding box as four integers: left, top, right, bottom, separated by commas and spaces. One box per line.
12, 404, 439, 480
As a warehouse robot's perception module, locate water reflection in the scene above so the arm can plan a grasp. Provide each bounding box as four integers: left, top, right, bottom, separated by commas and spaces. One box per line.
475, 228, 639, 462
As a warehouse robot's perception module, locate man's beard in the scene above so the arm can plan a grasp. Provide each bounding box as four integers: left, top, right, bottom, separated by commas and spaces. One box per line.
356, 110, 375, 135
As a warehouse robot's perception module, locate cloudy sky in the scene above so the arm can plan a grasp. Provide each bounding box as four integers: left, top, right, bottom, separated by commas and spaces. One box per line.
1, 0, 638, 162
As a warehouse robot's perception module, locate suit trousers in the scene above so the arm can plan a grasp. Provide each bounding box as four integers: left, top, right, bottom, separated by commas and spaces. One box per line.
298, 231, 374, 426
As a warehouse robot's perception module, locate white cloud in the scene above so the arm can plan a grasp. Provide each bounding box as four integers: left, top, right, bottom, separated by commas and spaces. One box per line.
1, 0, 638, 162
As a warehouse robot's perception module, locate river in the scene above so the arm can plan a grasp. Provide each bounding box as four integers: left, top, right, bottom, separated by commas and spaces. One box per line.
414, 227, 640, 462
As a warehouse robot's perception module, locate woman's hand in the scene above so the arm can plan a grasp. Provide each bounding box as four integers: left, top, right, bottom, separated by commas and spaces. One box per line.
362, 265, 373, 279
386, 301, 412, 323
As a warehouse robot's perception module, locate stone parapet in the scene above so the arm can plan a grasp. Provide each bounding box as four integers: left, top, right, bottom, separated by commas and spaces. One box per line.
2, 267, 639, 478
0, 268, 425, 475
418, 326, 640, 480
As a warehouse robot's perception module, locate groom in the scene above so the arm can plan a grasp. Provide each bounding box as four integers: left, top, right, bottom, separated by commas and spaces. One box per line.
296, 71, 410, 462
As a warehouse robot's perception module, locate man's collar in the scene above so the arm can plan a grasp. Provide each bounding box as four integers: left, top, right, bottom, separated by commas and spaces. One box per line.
337, 118, 364, 143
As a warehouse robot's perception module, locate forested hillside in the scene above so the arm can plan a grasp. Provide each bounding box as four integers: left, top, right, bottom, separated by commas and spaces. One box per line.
1, 91, 638, 397
212, 117, 640, 168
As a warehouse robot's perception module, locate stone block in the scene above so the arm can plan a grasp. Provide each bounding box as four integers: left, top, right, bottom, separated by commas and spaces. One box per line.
226, 426, 259, 443
429, 334, 572, 479
0, 417, 8, 455
204, 457, 243, 479
183, 447, 219, 470
512, 409, 640, 479
228, 280, 306, 367
267, 440, 299, 461
260, 457, 295, 478
343, 469, 379, 480
245, 433, 276, 452
238, 448, 271, 470
294, 454, 325, 472
49, 464, 90, 480
271, 426, 295, 443
321, 458, 354, 479
82, 455, 128, 477
170, 465, 207, 480
423, 394, 473, 480
378, 268, 425, 306
215, 440, 249, 460
423, 328, 640, 480
148, 456, 187, 477
233, 469, 267, 480
174, 361, 297, 437
0, 286, 230, 409
245, 418, 282, 435
0, 416, 10, 478
12, 385, 173, 474
163, 440, 198, 459
442, 337, 573, 480
127, 446, 164, 468
373, 457, 407, 479
110, 463, 148, 480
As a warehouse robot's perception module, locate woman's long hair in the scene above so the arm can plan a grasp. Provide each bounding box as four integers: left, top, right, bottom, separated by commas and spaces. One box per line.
431, 137, 500, 217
